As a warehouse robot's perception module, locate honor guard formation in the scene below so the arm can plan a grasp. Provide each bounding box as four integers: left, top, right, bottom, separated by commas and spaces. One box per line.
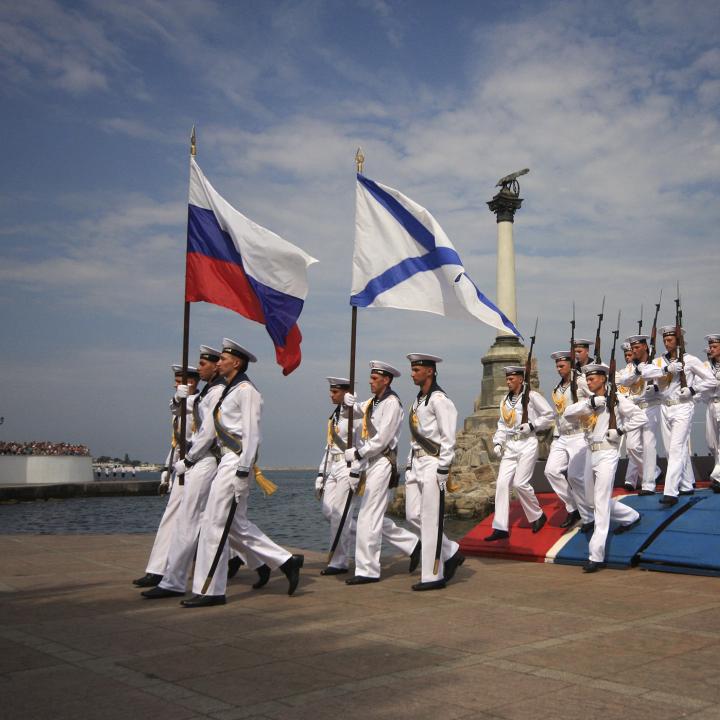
132, 305, 720, 602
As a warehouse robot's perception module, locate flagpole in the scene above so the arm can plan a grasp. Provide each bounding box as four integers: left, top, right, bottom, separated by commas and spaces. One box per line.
178, 126, 196, 486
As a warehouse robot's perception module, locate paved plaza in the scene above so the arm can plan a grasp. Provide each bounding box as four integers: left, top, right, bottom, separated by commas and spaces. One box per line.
2, 534, 720, 720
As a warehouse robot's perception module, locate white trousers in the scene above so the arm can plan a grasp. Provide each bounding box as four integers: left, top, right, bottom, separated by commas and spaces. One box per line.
587, 449, 640, 563
353, 457, 418, 579
544, 435, 593, 523
145, 478, 183, 575
192, 453, 290, 597
322, 458, 356, 569
660, 403, 695, 497
492, 438, 543, 532
707, 401, 720, 482
624, 404, 661, 491
405, 455, 460, 583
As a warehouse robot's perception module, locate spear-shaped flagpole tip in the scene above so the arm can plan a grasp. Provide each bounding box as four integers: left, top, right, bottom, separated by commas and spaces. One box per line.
190, 125, 197, 157
355, 147, 364, 174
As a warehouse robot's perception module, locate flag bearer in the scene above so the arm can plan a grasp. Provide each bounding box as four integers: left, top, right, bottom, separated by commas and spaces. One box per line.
133, 365, 199, 588
342, 361, 420, 584
485, 366, 554, 541
404, 354, 464, 591
181, 339, 303, 607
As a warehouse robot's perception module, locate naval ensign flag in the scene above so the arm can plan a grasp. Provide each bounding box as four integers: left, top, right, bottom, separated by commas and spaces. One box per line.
185, 158, 317, 374
351, 174, 521, 338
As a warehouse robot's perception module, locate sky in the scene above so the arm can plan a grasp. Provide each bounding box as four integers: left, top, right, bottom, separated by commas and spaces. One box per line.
1, 0, 719, 464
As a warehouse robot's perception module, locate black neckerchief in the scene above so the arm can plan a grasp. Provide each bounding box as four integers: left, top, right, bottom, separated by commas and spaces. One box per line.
553, 375, 571, 394
329, 404, 342, 424
214, 371, 249, 412
371, 387, 399, 415
416, 379, 445, 407
198, 373, 225, 400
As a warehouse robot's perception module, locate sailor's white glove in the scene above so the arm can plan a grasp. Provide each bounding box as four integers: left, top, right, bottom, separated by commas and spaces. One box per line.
315, 475, 324, 491
678, 387, 695, 401
343, 392, 357, 408
173, 460, 187, 476
493, 444, 503, 459
174, 384, 189, 401
518, 422, 533, 438
158, 471, 169, 495
666, 361, 683, 375
437, 469, 448, 491
348, 471, 361, 492
344, 448, 360, 463
606, 429, 622, 443
591, 395, 607, 409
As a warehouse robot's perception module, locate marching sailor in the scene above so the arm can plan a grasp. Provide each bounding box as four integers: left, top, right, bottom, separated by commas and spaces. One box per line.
133, 364, 198, 588
702, 334, 720, 491
615, 335, 662, 495
404, 354, 465, 591
564, 364, 644, 572
639, 326, 714, 505
486, 366, 554, 541
573, 338, 594, 370
342, 361, 420, 584
544, 351, 593, 529
182, 339, 303, 607
315, 376, 356, 575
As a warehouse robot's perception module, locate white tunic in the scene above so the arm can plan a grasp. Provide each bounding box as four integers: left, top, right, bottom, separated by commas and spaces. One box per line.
407, 388, 458, 469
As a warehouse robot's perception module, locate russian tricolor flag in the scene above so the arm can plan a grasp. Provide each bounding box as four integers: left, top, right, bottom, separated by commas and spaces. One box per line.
186, 158, 317, 375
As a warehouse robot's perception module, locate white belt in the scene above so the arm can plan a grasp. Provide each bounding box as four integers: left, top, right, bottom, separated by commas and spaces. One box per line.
329, 450, 343, 460
636, 400, 661, 409
590, 441, 615, 452
412, 447, 430, 458
557, 430, 584, 438
663, 399, 682, 407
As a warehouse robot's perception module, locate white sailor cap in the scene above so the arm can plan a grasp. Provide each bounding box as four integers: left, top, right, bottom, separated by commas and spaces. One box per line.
221, 338, 257, 363
199, 345, 221, 361
626, 335, 650, 345
573, 338, 593, 347
660, 325, 685, 337
704, 334, 720, 344
583, 363, 609, 377
327, 376, 350, 388
172, 364, 200, 376
621, 342, 631, 352
369, 360, 401, 378
550, 350, 573, 361
504, 365, 525, 376
406, 353, 443, 366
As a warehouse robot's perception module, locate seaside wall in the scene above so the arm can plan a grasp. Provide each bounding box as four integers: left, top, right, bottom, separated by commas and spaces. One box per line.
0, 456, 93, 486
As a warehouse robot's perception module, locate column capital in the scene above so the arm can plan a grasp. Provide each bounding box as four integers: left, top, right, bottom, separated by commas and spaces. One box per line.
487, 190, 523, 223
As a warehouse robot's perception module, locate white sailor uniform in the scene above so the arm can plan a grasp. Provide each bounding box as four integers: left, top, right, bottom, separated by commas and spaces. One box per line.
317, 405, 356, 570
348, 389, 419, 579
404, 385, 460, 583
145, 395, 196, 576
641, 353, 715, 498
615, 361, 662, 492
702, 358, 720, 483
191, 373, 291, 597
492, 390, 554, 532
564, 394, 643, 563
544, 373, 593, 523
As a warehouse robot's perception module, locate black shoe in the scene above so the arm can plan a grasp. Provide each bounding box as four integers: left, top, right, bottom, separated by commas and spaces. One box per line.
712, 480, 720, 494
280, 554, 304, 596
320, 566, 348, 576
133, 573, 162, 588
679, 489, 695, 496
582, 561, 606, 573
560, 510, 581, 529
408, 541, 422, 573
412, 580, 446, 591
581, 522, 595, 534
638, 489, 655, 496
180, 593, 226, 608
659, 495, 678, 506
227, 555, 244, 579
252, 565, 271, 590
531, 513, 547, 534
141, 586, 185, 599
623, 482, 635, 492
614, 515, 642, 535
443, 551, 465, 582
345, 575, 380, 585
484, 530, 510, 542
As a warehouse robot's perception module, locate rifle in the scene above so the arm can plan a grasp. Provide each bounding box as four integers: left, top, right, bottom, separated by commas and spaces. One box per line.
521, 317, 539, 425
608, 310, 621, 431
316, 447, 330, 500
570, 302, 578, 402
593, 296, 606, 363
637, 304, 643, 335
649, 289, 662, 360
675, 281, 687, 388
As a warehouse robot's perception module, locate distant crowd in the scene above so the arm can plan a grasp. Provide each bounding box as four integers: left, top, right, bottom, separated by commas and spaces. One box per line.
0, 441, 90, 456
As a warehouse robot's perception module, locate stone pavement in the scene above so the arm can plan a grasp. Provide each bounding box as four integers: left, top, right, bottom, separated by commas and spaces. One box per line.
2, 534, 720, 720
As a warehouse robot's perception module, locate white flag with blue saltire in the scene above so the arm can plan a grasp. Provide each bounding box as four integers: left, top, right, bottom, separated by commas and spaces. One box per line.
351, 174, 521, 337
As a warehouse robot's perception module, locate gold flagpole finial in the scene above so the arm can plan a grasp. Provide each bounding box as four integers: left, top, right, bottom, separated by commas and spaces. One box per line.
190, 125, 197, 157
355, 147, 364, 174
